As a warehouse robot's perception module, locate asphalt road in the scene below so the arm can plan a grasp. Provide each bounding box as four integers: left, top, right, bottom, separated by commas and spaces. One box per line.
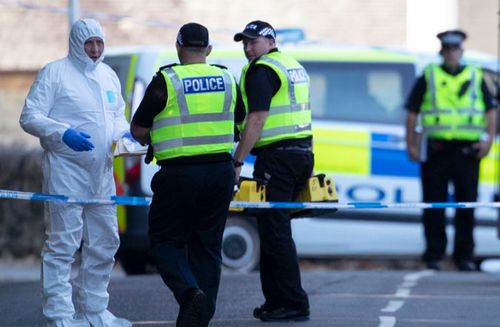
1, 268, 500, 327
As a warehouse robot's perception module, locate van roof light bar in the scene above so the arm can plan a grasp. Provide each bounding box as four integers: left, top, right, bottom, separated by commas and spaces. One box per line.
275, 28, 305, 43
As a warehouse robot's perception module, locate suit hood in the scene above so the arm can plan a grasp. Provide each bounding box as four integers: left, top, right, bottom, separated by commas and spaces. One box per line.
68, 18, 105, 71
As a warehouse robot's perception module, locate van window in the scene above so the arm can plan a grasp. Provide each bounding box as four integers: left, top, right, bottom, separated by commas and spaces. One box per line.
303, 62, 415, 125
483, 69, 498, 98
482, 69, 500, 132
103, 55, 133, 102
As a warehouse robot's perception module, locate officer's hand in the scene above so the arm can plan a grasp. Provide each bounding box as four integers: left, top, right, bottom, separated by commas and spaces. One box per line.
62, 128, 95, 152
121, 131, 137, 142
407, 145, 420, 161
473, 140, 491, 159
234, 166, 242, 184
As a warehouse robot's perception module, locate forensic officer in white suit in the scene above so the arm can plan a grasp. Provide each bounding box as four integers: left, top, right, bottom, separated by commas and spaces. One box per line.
20, 18, 132, 327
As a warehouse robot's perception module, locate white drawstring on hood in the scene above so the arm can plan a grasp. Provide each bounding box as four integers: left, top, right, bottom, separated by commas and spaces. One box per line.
68, 18, 105, 71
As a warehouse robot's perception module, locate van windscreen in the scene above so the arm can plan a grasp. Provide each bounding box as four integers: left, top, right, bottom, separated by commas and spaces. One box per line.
103, 55, 133, 103
302, 62, 415, 125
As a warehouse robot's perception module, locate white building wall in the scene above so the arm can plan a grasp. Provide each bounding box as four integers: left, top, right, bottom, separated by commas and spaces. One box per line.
406, 0, 459, 52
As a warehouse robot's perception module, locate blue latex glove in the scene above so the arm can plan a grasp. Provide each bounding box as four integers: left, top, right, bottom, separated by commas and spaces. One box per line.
62, 128, 94, 151
121, 131, 136, 141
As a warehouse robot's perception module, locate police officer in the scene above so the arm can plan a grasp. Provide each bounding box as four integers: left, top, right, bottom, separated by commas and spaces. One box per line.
130, 22, 245, 327
232, 21, 313, 321
405, 30, 497, 271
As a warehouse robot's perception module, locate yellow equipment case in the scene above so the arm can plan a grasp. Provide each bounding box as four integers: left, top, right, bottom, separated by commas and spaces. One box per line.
231, 174, 338, 217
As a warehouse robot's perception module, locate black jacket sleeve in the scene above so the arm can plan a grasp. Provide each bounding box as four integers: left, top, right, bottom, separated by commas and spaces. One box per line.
131, 73, 168, 128
244, 64, 281, 113
481, 78, 497, 111
405, 75, 426, 114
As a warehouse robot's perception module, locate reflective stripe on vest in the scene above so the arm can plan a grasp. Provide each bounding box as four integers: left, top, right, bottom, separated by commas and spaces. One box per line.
240, 51, 312, 148
421, 64, 485, 141
151, 65, 235, 160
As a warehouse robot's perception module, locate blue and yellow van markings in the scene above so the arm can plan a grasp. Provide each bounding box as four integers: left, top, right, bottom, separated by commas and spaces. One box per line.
313, 128, 370, 176
371, 132, 419, 178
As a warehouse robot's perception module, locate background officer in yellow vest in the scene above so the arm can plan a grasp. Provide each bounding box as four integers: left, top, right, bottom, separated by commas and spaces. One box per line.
232, 20, 313, 322
405, 30, 497, 271
130, 22, 245, 327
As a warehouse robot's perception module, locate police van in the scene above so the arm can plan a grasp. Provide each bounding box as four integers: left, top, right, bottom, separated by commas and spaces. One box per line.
104, 41, 500, 274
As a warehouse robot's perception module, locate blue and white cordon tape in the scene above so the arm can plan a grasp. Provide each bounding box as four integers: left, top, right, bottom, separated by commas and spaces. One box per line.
1, 189, 500, 210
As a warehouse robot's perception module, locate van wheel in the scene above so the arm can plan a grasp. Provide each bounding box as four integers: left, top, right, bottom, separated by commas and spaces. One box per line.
222, 216, 260, 272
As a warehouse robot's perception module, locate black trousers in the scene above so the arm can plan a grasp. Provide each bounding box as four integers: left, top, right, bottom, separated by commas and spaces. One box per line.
420, 141, 479, 263
148, 161, 234, 319
253, 148, 314, 310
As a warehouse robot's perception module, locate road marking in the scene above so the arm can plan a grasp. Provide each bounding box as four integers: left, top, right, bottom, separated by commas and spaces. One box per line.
132, 321, 175, 325
401, 280, 417, 288
378, 270, 435, 327
381, 300, 404, 313
378, 315, 396, 327
405, 270, 435, 281
394, 287, 411, 298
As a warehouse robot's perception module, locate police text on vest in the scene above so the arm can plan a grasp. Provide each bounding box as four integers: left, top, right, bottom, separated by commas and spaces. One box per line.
288, 68, 308, 84
183, 76, 225, 94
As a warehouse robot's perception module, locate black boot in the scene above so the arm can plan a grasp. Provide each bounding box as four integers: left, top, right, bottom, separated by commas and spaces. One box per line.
177, 289, 208, 327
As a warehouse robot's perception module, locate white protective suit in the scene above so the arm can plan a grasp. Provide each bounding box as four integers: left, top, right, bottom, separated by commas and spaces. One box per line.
20, 19, 131, 327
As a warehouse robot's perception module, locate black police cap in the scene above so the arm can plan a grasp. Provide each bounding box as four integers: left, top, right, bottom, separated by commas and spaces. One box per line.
437, 30, 467, 46
177, 22, 209, 47
234, 20, 276, 42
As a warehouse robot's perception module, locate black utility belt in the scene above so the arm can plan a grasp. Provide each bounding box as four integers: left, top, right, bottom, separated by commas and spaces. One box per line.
273, 145, 312, 152
157, 153, 232, 167
265, 140, 312, 152
428, 139, 476, 147
251, 138, 313, 155
427, 139, 479, 157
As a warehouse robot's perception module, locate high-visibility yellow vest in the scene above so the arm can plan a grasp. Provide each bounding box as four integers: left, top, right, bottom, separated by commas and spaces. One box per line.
240, 51, 312, 148
421, 64, 486, 140
151, 64, 236, 160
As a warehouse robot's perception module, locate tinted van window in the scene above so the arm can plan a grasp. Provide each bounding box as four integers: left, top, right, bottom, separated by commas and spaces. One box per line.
482, 69, 498, 97
303, 62, 415, 124
103, 55, 133, 101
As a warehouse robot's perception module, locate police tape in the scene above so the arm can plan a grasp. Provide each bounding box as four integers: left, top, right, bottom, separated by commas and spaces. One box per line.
0, 189, 150, 206
2, 188, 500, 210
